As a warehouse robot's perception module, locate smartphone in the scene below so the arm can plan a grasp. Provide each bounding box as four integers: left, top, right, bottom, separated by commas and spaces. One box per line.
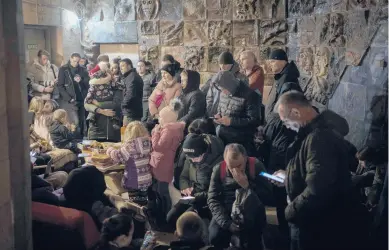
259, 172, 285, 183
78, 153, 91, 158
141, 231, 154, 249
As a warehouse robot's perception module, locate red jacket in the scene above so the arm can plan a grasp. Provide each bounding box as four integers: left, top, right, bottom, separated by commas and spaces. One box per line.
245, 65, 265, 95
150, 122, 185, 183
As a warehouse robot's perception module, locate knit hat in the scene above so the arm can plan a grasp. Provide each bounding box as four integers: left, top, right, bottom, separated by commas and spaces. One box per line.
218, 51, 234, 65
161, 64, 175, 77
182, 134, 208, 158
269, 49, 288, 61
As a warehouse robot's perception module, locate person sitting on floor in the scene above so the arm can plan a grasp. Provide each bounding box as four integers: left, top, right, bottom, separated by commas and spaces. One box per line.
106, 121, 153, 206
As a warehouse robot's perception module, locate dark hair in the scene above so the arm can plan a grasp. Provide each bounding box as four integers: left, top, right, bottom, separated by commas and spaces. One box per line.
188, 118, 216, 135
120, 58, 133, 68
37, 49, 50, 58
97, 213, 133, 249
70, 52, 81, 58
112, 57, 121, 65
97, 54, 110, 63
162, 54, 175, 63
80, 57, 89, 66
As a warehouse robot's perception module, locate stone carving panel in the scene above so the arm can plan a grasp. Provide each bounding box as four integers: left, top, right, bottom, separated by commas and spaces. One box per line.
260, 20, 287, 46
332, 0, 347, 11
328, 48, 346, 81
305, 77, 336, 105
299, 16, 316, 46
345, 11, 369, 49
369, 7, 389, 41
114, 0, 136, 21
159, 0, 182, 20
206, 0, 232, 19
208, 47, 231, 72
258, 0, 286, 19
200, 72, 214, 86
329, 13, 346, 47
160, 21, 184, 46
184, 46, 207, 71
183, 0, 205, 20
208, 21, 232, 47
37, 6, 61, 26
233, 0, 259, 19
297, 47, 315, 76
184, 21, 208, 46
86, 0, 115, 21
288, 0, 315, 16
315, 14, 330, 46
233, 47, 260, 65
299, 75, 312, 92
347, 0, 369, 10
368, 47, 389, 87
136, 0, 160, 20
139, 21, 159, 36
287, 18, 299, 47
314, 0, 331, 14
161, 46, 185, 67
345, 48, 364, 66
233, 20, 259, 46
371, 24, 388, 47
314, 47, 331, 78
139, 45, 159, 68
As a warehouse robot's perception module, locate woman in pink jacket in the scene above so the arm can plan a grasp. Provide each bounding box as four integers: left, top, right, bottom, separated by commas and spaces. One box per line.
150, 99, 185, 214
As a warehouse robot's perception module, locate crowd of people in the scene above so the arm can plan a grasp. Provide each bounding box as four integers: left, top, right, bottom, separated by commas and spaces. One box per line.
27, 48, 387, 250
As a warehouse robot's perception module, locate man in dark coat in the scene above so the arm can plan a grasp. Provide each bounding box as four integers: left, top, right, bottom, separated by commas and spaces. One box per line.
207, 144, 272, 249
177, 70, 206, 127
120, 58, 144, 126
212, 71, 261, 156
274, 91, 368, 250
57, 52, 90, 138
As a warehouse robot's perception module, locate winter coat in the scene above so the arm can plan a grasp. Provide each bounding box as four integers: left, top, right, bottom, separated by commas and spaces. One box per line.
207, 159, 273, 230
148, 80, 182, 118
204, 63, 248, 117
49, 121, 77, 149
121, 69, 144, 120
57, 63, 90, 105
179, 135, 224, 204
265, 61, 301, 121
150, 122, 185, 183
245, 64, 265, 95
142, 72, 156, 102
106, 137, 152, 191
177, 70, 206, 125
27, 59, 59, 100
168, 240, 214, 250
284, 111, 368, 248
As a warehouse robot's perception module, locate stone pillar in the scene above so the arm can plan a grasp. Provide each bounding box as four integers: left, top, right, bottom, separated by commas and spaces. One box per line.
0, 0, 32, 249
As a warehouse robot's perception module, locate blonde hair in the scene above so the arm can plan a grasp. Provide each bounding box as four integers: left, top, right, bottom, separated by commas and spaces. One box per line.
124, 121, 149, 141
53, 109, 68, 124
240, 50, 258, 64
29, 97, 44, 114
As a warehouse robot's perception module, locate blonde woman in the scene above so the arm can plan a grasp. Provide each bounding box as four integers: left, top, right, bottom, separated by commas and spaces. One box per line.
49, 109, 80, 153
29, 97, 52, 142
106, 121, 152, 205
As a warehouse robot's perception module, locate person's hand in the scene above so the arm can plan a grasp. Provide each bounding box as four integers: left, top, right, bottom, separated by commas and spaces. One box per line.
181, 187, 193, 196
231, 168, 249, 189
215, 116, 231, 126
214, 113, 221, 119
140, 236, 157, 250
228, 222, 241, 233
45, 86, 54, 93
54, 79, 58, 84
70, 124, 76, 132
271, 170, 286, 187
287, 195, 291, 204
98, 109, 115, 117
91, 99, 99, 106
359, 160, 366, 169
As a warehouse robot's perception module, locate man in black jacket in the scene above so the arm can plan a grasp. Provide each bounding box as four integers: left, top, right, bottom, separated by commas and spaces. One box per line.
57, 52, 90, 138
207, 144, 272, 249
212, 71, 261, 156
274, 91, 368, 250
120, 58, 144, 126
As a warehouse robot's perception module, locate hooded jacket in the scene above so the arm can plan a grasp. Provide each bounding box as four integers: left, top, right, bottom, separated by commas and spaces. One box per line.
179, 135, 224, 205
177, 70, 206, 125
148, 79, 182, 118
265, 61, 301, 121
27, 59, 59, 100
121, 68, 144, 119
49, 120, 76, 149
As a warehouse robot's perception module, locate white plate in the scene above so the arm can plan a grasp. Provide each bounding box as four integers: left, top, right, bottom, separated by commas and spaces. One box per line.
82, 140, 93, 145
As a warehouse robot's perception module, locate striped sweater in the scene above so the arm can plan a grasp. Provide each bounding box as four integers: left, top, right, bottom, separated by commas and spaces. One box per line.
106, 137, 152, 191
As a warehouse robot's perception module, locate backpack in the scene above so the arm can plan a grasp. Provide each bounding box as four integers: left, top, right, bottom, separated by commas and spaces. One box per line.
220, 157, 256, 181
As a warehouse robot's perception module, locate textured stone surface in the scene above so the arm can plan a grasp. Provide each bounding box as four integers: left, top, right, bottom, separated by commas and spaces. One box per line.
206, 0, 232, 19
289, 0, 316, 16
139, 45, 159, 67
299, 17, 316, 46
297, 47, 315, 76
139, 21, 159, 36
327, 47, 346, 81
314, 46, 331, 78
184, 21, 208, 46
258, 0, 286, 19
161, 46, 185, 66
62, 9, 83, 60
286, 46, 299, 62
260, 20, 287, 46
200, 72, 214, 86
86, 0, 115, 21
233, 0, 259, 19
305, 77, 339, 105
23, 2, 38, 25
208, 21, 232, 46
368, 7, 388, 41
37, 5, 61, 26
287, 18, 299, 46
368, 46, 389, 87
160, 21, 184, 46
136, 0, 160, 20
299, 75, 312, 91
114, 0, 136, 21
315, 0, 332, 14
347, 0, 369, 10
315, 14, 331, 46
344, 115, 369, 149
208, 47, 231, 72
371, 24, 388, 47
159, 0, 182, 20
345, 48, 364, 66
184, 46, 207, 71
183, 0, 205, 20
345, 11, 369, 49
37, 0, 61, 6
87, 21, 138, 43
233, 20, 258, 46
329, 13, 346, 47
332, 0, 347, 11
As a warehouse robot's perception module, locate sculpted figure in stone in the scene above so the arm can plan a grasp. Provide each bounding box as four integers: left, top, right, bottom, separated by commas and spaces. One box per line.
297, 47, 314, 75
160, 21, 184, 46
137, 0, 160, 20
288, 0, 300, 16
329, 13, 346, 46
140, 21, 159, 35
314, 47, 330, 77
318, 14, 330, 45
305, 77, 332, 105
234, 0, 259, 19
114, 0, 135, 21
209, 21, 232, 46
139, 45, 159, 66
184, 47, 206, 71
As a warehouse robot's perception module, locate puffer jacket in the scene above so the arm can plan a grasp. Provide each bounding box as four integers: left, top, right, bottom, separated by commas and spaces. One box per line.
207, 159, 273, 230
49, 121, 76, 149
27, 59, 59, 100
177, 70, 206, 125
265, 61, 301, 121
142, 72, 155, 102
179, 135, 224, 204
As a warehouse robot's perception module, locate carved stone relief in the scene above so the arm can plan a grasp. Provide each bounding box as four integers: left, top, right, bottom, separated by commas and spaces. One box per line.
315, 14, 330, 46
139, 21, 159, 36
159, 0, 182, 20
260, 20, 287, 46
37, 6, 61, 26
368, 47, 388, 87
286, 46, 299, 62
314, 47, 331, 78
233, 20, 259, 46
85, 0, 115, 21
369, 7, 388, 41
297, 47, 315, 76
345, 11, 369, 49
208, 47, 231, 72
299, 17, 316, 46
136, 0, 160, 20
184, 21, 208, 46
183, 0, 205, 20
184, 46, 207, 71
258, 0, 286, 19
370, 0, 389, 7
233, 47, 260, 66
299, 75, 312, 92
305, 77, 335, 105
233, 0, 259, 19
206, 0, 232, 20
114, 0, 135, 21
208, 21, 232, 47
161, 46, 185, 67
80, 21, 100, 63
329, 13, 346, 47
332, 0, 347, 11
314, 0, 331, 14
160, 21, 184, 46
288, 0, 315, 16
200, 72, 214, 86
288, 0, 301, 16
287, 18, 299, 47
139, 45, 159, 68
347, 0, 369, 10
328, 47, 346, 81
345, 48, 364, 66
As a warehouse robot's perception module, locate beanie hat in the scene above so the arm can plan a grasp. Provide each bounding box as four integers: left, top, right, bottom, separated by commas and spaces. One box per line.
218, 51, 234, 65
182, 134, 208, 158
269, 49, 288, 61
161, 64, 175, 77
162, 54, 175, 63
